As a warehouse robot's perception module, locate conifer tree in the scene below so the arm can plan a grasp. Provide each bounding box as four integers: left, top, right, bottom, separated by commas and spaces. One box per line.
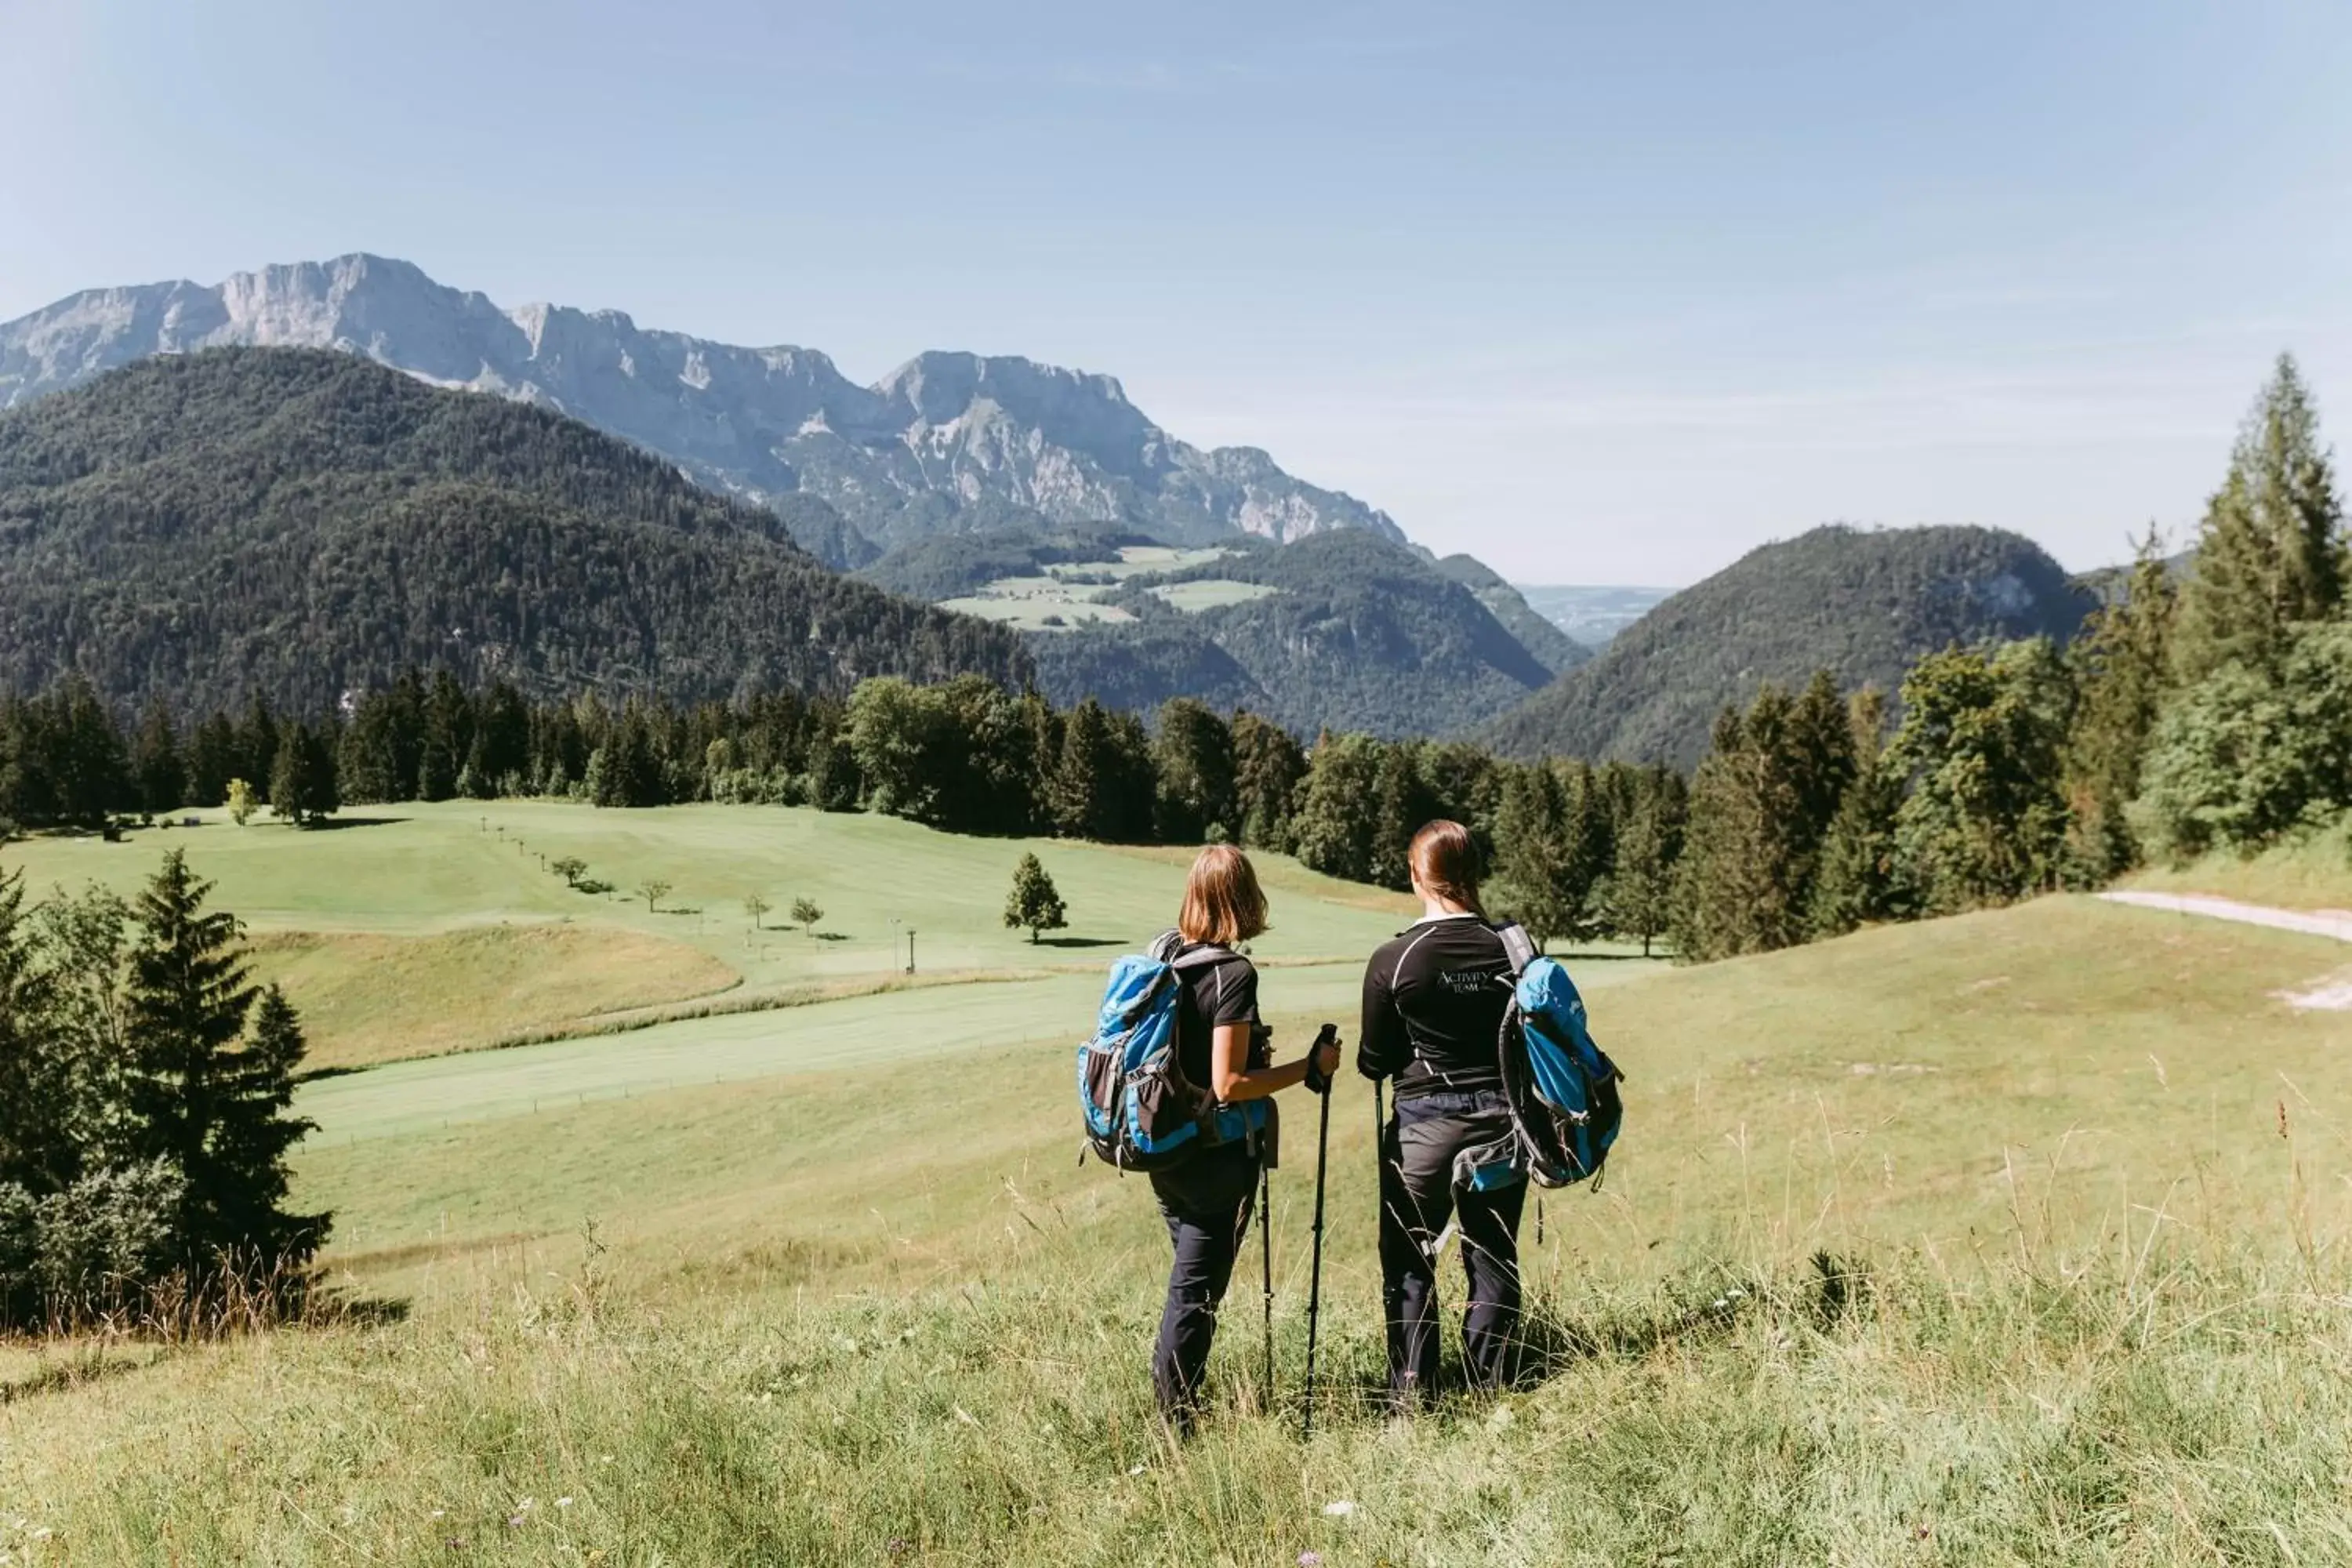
1808, 691, 1905, 936
203, 985, 328, 1264
1231, 712, 1305, 852
235, 694, 280, 802
1368, 742, 1434, 891
1490, 764, 1577, 949
2174, 354, 2344, 682
1051, 699, 1134, 841
1151, 699, 1236, 843
122, 851, 325, 1267
1288, 734, 1383, 882
1003, 853, 1069, 943
268, 724, 339, 828
0, 868, 64, 1192
2063, 528, 2177, 878
1602, 768, 1685, 956
1670, 688, 1812, 960
132, 700, 185, 815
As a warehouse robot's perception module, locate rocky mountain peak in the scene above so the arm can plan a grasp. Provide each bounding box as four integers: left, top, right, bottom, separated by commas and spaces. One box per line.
0, 256, 1406, 554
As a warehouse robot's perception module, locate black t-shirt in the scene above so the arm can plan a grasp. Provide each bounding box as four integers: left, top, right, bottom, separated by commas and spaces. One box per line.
1173, 944, 1260, 1092
1356, 915, 1514, 1099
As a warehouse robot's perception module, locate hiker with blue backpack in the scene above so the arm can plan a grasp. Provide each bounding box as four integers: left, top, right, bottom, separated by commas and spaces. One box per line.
1358, 820, 1623, 1409
1076, 844, 1341, 1433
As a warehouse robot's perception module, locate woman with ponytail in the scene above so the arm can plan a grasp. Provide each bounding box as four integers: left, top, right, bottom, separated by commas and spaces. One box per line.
1355, 819, 1529, 1406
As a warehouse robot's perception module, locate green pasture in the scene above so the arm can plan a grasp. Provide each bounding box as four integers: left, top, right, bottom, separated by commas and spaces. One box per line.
1150, 579, 1280, 612
2, 801, 1428, 1065
15, 861, 2352, 1559
936, 590, 1137, 630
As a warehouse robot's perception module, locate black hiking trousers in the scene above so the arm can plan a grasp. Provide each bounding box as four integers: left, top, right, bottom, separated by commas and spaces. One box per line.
1148, 1141, 1260, 1428
1378, 1092, 1527, 1405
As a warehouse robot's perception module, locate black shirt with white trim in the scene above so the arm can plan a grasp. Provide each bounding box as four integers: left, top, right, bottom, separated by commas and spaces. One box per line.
1356, 913, 1514, 1100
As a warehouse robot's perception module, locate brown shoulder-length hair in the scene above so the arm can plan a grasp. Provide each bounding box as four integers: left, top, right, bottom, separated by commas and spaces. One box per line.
1409, 820, 1487, 916
1178, 844, 1269, 947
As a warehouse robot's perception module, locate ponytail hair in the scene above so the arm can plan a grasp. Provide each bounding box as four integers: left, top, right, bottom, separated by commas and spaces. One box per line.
1408, 819, 1486, 917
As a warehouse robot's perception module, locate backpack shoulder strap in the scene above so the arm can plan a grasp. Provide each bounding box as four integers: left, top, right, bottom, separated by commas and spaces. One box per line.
1495, 920, 1539, 978
1146, 929, 1185, 965
1170, 942, 1240, 973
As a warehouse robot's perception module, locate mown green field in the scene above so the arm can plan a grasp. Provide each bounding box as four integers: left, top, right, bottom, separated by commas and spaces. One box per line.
9, 818, 2352, 1563
2, 802, 1428, 1067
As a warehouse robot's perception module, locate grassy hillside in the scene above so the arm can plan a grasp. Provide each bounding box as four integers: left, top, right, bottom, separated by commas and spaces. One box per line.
2125, 827, 2352, 912
9, 876, 2352, 1561
1488, 524, 2097, 765
1, 800, 1426, 1067
0, 347, 1028, 714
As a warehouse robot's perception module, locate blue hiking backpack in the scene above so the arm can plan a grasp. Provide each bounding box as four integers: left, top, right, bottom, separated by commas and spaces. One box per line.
1076, 931, 1269, 1172
1495, 925, 1624, 1188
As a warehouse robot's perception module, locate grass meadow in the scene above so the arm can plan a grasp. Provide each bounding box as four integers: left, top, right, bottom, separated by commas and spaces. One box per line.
7, 809, 2352, 1562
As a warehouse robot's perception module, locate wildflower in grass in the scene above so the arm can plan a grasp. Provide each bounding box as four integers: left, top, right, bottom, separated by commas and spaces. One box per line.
557, 1497, 574, 1509
1300, 1554, 1324, 1567
1323, 1501, 1356, 1517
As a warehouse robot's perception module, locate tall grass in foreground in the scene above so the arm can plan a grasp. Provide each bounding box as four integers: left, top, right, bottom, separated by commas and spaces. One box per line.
16, 1189, 2352, 1566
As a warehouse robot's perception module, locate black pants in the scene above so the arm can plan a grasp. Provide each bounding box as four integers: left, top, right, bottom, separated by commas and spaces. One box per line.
1148, 1142, 1260, 1425
1378, 1095, 1526, 1403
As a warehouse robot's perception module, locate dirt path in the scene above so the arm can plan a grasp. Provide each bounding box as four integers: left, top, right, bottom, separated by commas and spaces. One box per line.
2100, 890, 2352, 1008
2097, 890, 2352, 942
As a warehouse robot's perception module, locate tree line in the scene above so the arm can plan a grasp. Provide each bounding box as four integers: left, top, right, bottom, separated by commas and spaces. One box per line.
0, 851, 325, 1329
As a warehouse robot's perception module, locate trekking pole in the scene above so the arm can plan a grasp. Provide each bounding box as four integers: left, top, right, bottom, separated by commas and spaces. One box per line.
1259, 1163, 1275, 1410
1301, 1023, 1338, 1438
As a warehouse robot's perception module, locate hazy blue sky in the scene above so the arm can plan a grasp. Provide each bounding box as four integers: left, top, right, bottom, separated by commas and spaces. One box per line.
3, 0, 2347, 583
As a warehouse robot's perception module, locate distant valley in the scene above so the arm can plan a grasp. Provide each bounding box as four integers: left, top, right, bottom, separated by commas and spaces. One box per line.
1512, 585, 1679, 648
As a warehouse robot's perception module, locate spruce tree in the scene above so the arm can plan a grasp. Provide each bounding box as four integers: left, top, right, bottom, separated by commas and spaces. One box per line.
2063, 528, 2177, 878
235, 694, 280, 802
2175, 354, 2345, 682
1808, 691, 1904, 936
1003, 854, 1069, 943
203, 985, 328, 1264
269, 724, 339, 828
122, 851, 326, 1268
1368, 742, 1433, 891
1670, 689, 1810, 960
1602, 768, 1685, 956
1287, 734, 1382, 882
0, 867, 65, 1192
1151, 699, 1236, 843
1231, 712, 1305, 852
133, 700, 185, 815
1052, 699, 1116, 841
1490, 764, 1575, 949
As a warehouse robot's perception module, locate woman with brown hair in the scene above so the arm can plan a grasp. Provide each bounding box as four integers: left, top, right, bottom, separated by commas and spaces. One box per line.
1146, 843, 1340, 1432
1356, 819, 1528, 1406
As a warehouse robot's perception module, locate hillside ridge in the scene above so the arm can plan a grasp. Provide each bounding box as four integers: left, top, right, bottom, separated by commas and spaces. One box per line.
0, 346, 1029, 715
1486, 523, 2096, 764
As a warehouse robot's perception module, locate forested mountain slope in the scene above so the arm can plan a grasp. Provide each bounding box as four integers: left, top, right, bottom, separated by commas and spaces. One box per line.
1486, 524, 2096, 765
1035, 530, 1556, 737
1430, 554, 1592, 675
0, 347, 1029, 715
0, 254, 1405, 554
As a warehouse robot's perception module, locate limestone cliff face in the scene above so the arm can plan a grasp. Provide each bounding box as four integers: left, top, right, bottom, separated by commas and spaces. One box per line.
0, 254, 1405, 554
